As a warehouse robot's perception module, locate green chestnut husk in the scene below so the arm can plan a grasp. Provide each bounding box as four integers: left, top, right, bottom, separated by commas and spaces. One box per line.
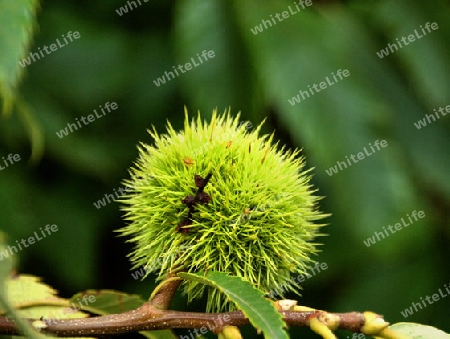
118, 108, 327, 312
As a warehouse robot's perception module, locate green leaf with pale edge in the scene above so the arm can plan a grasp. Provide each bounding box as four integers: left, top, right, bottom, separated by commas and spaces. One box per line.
0, 0, 38, 115
390, 323, 450, 339
70, 290, 177, 339
0, 234, 14, 292
139, 330, 179, 339
0, 1, 44, 164
70, 290, 145, 315
2, 274, 95, 339
4, 275, 81, 320
178, 271, 288, 339
0, 236, 46, 339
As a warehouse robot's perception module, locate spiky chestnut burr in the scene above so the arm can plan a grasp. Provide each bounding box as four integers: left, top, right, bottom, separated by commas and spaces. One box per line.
118, 108, 327, 312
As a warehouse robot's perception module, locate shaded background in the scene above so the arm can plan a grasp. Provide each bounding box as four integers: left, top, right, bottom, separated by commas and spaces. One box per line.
1, 0, 449, 338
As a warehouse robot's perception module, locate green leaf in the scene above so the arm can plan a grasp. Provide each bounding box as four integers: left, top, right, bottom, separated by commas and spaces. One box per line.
70, 290, 177, 339
390, 322, 450, 339
4, 275, 80, 319
70, 290, 145, 315
173, 0, 259, 118
0, 1, 44, 164
0, 233, 14, 292
178, 271, 288, 339
139, 330, 179, 339
16, 101, 45, 165
0, 236, 46, 339
0, 0, 38, 116
3, 274, 97, 339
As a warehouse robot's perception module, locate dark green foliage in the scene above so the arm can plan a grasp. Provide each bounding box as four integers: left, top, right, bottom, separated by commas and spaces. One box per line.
0, 0, 449, 338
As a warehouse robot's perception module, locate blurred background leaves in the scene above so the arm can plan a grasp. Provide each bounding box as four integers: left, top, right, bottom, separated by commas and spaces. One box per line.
0, 0, 449, 338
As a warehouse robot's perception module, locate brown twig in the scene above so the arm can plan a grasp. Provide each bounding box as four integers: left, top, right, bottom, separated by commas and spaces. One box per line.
149, 272, 183, 310
0, 263, 384, 337
0, 306, 370, 337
